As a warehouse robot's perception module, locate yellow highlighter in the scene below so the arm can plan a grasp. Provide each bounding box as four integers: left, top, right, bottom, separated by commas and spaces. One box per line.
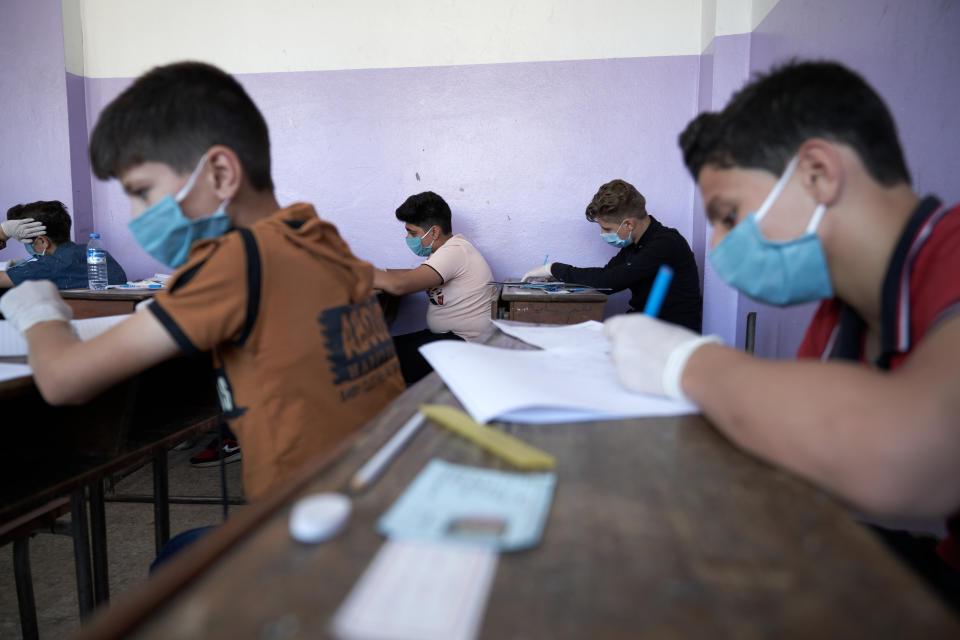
418, 404, 556, 470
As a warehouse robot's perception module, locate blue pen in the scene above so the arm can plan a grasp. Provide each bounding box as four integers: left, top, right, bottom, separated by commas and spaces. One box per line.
543, 254, 549, 265
643, 265, 674, 317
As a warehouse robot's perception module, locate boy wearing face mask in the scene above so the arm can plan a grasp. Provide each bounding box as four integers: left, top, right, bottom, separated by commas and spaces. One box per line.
604, 61, 960, 605
0, 201, 126, 289
0, 61, 405, 501
521, 180, 702, 332
373, 191, 495, 384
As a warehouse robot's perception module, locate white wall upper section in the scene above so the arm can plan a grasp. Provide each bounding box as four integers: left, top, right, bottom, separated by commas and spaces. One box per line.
700, 0, 781, 50
61, 0, 83, 74
72, 0, 712, 77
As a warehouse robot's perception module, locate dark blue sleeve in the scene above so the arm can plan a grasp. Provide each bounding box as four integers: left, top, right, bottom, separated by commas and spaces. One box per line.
5, 258, 60, 287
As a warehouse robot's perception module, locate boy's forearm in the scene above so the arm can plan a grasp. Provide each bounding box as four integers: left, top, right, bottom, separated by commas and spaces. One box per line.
680, 344, 948, 516
373, 267, 438, 296
25, 321, 88, 404
373, 268, 406, 294
25, 311, 181, 405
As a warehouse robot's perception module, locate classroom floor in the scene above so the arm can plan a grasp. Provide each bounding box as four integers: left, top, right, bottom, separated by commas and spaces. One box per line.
0, 438, 245, 639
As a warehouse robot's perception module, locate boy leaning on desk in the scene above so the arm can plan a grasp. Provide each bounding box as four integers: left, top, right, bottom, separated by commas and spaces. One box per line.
522, 179, 702, 332
373, 191, 496, 385
0, 61, 405, 501
1, 200, 128, 289
604, 60, 960, 606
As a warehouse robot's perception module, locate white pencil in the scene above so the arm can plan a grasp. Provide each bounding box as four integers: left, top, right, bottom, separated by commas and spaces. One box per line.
348, 412, 427, 493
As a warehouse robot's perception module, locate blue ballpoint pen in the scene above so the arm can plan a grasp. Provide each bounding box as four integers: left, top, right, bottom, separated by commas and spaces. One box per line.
643, 265, 674, 317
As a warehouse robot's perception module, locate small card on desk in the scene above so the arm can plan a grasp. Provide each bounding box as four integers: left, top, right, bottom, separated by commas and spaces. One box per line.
331, 539, 497, 640
377, 459, 556, 551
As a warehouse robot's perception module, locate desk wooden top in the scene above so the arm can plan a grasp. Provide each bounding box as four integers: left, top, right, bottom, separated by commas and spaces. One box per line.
500, 283, 608, 303
59, 288, 160, 301
76, 331, 959, 639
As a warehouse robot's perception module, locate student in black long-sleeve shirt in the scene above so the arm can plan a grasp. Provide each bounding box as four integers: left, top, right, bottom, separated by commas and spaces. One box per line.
522, 179, 702, 332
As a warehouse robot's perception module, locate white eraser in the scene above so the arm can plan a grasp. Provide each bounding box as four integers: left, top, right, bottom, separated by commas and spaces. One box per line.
289, 492, 351, 544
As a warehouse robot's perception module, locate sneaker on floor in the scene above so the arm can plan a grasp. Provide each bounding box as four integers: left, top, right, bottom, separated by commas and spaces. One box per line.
172, 437, 201, 451
190, 437, 242, 467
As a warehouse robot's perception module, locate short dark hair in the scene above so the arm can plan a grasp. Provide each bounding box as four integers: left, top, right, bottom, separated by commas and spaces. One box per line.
395, 192, 452, 234
7, 200, 71, 244
90, 61, 274, 191
585, 180, 647, 223
679, 60, 910, 186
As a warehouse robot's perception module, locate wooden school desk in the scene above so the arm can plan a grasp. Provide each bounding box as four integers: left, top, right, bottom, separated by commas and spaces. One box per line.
0, 354, 219, 637
73, 329, 959, 639
496, 282, 607, 324
59, 288, 159, 319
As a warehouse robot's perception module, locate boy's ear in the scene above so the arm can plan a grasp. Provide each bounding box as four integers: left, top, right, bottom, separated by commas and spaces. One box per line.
206, 145, 243, 200
797, 139, 845, 207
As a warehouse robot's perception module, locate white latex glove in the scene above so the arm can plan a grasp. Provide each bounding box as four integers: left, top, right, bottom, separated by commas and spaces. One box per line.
0, 280, 73, 334
1, 218, 46, 244
604, 314, 721, 401
522, 262, 555, 281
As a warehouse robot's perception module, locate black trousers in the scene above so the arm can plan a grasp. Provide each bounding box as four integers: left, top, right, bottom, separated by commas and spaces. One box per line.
392, 329, 464, 386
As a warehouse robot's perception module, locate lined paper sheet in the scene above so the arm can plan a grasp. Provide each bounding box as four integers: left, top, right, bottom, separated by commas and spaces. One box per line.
332, 539, 497, 640
0, 315, 130, 356
420, 341, 698, 424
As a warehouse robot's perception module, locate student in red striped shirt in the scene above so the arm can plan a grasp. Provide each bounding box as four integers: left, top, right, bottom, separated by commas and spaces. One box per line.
605, 60, 960, 607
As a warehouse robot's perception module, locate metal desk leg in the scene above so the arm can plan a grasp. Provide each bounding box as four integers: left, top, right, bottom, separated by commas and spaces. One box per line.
153, 448, 170, 555
69, 488, 94, 618
89, 478, 110, 605
13, 537, 39, 640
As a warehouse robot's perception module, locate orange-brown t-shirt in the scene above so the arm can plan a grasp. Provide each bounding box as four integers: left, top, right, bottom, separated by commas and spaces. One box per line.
149, 203, 404, 499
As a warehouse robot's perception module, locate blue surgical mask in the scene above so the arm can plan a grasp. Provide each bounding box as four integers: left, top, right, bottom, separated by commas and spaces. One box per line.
601, 220, 631, 248
708, 156, 833, 306
405, 228, 434, 257
23, 241, 45, 258
128, 154, 232, 268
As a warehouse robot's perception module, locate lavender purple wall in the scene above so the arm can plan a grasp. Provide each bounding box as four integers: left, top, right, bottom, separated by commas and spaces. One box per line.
727, 0, 960, 358
85, 57, 702, 332
66, 72, 94, 241
0, 0, 72, 264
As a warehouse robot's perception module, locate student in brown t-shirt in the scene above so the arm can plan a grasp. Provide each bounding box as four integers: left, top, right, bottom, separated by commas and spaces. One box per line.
0, 62, 405, 500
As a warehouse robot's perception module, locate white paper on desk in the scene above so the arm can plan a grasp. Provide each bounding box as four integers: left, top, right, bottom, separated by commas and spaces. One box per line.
0, 362, 32, 381
331, 539, 497, 640
419, 341, 697, 424
0, 315, 129, 356
492, 319, 609, 353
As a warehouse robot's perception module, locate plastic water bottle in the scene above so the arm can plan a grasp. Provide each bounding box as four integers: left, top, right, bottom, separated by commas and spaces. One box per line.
86, 233, 109, 290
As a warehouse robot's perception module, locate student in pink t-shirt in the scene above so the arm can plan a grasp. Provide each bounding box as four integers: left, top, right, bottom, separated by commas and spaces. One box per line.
374, 191, 495, 384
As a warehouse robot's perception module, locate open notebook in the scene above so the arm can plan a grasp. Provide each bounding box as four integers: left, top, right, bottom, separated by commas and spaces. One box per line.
419, 320, 699, 424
